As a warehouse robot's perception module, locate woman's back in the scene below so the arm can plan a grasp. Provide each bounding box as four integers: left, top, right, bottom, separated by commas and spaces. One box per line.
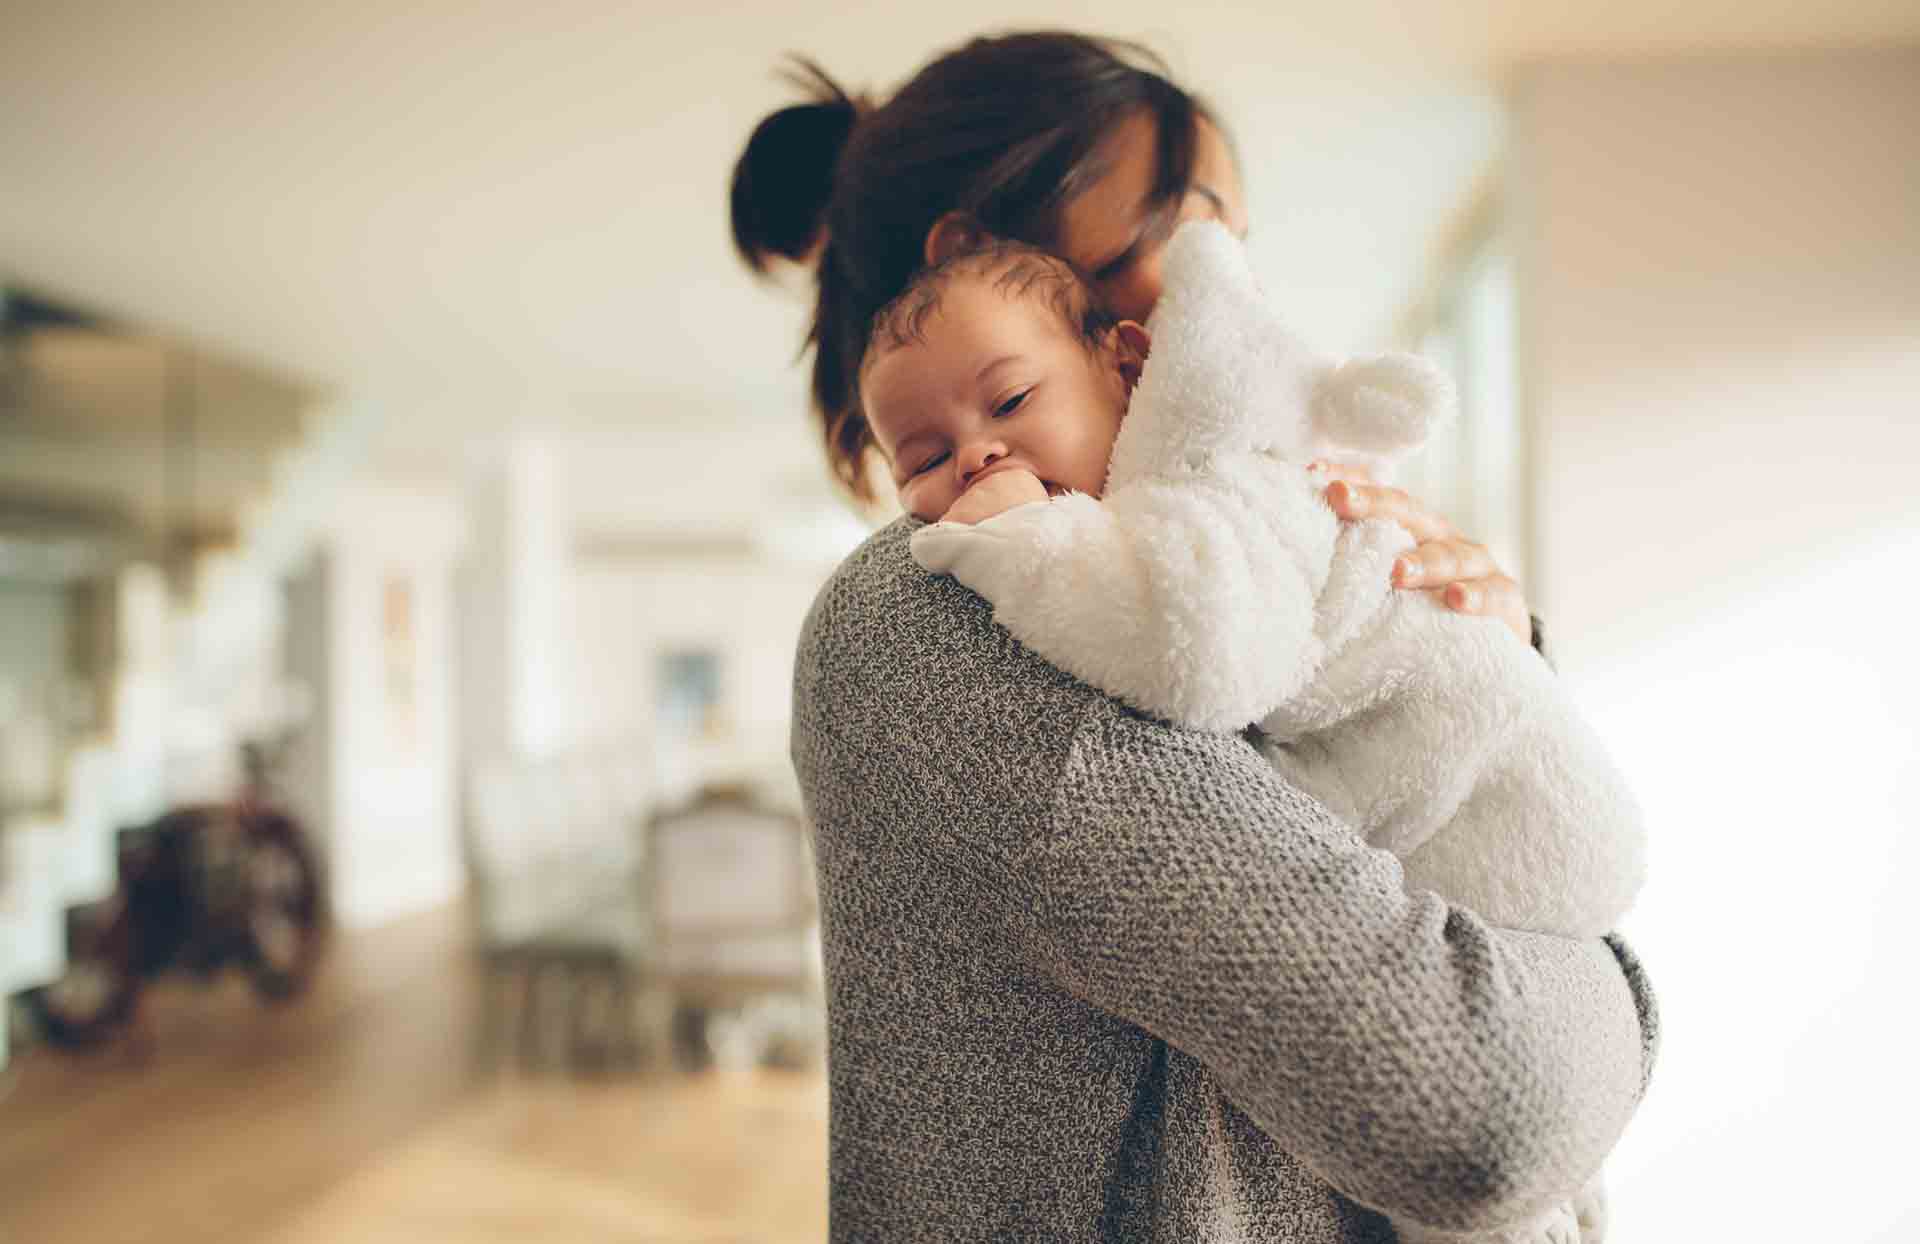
791, 519, 1658, 1242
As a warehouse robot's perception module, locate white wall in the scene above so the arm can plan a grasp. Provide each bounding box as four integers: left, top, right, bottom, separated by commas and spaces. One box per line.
458, 441, 577, 766
1511, 47, 1920, 1242
456, 432, 844, 823
310, 482, 465, 930
571, 554, 830, 800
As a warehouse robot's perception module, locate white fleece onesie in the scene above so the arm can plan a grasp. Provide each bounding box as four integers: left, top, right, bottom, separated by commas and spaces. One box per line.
911, 221, 1646, 1244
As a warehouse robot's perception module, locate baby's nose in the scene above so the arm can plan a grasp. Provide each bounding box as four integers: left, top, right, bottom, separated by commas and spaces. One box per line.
959, 441, 1009, 480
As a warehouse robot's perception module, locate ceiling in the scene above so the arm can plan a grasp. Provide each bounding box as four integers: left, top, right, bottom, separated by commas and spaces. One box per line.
3, 1, 1914, 531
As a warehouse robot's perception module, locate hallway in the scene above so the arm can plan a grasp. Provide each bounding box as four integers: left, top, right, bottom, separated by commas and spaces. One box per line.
0, 904, 828, 1243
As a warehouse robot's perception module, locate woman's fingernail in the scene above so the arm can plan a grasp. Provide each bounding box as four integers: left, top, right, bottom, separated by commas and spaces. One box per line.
1393, 558, 1416, 584
1451, 585, 1479, 611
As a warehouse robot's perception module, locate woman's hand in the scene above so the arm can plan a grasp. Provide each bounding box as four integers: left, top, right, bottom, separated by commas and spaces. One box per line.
1313, 463, 1532, 646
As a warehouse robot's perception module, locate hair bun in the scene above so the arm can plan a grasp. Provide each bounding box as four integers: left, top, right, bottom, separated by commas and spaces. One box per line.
731, 59, 862, 274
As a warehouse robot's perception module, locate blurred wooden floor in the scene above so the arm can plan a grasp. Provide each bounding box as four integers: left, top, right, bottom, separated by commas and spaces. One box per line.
0, 903, 828, 1244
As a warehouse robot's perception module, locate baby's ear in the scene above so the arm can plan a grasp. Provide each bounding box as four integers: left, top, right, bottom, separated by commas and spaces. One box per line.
1112, 321, 1151, 394
924, 212, 988, 266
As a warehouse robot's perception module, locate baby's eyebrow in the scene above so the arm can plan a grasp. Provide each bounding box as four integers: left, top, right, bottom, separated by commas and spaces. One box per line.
888, 423, 932, 469
975, 354, 1022, 385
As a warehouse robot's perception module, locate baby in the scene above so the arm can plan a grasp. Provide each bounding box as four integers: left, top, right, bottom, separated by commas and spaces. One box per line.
861, 226, 1643, 1244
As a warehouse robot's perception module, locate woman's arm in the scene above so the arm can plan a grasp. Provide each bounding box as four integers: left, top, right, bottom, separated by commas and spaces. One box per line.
1007, 703, 1654, 1235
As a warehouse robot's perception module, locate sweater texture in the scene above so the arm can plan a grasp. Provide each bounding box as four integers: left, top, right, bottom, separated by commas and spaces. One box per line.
791, 518, 1658, 1242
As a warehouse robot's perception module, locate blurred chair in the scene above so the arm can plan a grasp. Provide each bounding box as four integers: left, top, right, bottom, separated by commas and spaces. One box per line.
646, 781, 822, 1069
464, 755, 822, 1075
464, 749, 655, 1073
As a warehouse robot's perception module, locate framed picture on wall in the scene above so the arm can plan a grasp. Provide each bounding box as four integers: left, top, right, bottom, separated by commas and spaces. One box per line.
656, 648, 728, 745
380, 574, 418, 755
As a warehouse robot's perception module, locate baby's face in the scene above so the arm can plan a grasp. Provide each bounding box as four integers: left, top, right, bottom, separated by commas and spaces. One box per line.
863, 274, 1134, 524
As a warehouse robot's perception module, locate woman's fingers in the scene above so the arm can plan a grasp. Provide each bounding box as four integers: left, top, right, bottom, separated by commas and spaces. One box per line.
1390, 538, 1499, 590
1324, 479, 1457, 545
1437, 573, 1532, 644
1317, 472, 1532, 644
1399, 542, 1531, 643
1307, 460, 1373, 487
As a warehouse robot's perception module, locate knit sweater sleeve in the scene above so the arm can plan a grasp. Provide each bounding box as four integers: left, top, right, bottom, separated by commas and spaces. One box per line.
1007, 702, 1656, 1235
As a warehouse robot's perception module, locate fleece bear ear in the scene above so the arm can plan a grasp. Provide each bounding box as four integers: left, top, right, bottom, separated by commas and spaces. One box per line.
1107, 220, 1331, 487
1156, 219, 1258, 307
1311, 353, 1457, 464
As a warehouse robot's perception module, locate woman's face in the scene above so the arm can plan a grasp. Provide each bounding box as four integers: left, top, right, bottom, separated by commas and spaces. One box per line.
1056, 112, 1250, 323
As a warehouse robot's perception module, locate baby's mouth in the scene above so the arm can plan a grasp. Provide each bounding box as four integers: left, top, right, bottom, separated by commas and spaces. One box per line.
965, 459, 1024, 492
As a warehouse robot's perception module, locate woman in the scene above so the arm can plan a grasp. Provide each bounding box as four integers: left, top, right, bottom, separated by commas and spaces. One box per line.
735, 32, 1655, 1243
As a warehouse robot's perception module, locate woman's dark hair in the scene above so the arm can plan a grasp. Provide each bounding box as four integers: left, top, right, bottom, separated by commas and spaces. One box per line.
730, 31, 1207, 503
730, 59, 862, 277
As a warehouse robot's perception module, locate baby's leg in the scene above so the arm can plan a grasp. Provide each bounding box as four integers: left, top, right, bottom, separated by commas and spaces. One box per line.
1392, 661, 1647, 939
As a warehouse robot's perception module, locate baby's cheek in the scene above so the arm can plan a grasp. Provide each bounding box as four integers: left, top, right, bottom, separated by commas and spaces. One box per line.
902, 484, 944, 524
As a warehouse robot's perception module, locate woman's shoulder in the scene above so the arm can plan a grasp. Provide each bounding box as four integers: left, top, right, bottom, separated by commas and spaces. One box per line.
794, 518, 1096, 746
792, 520, 1280, 807
793, 518, 928, 668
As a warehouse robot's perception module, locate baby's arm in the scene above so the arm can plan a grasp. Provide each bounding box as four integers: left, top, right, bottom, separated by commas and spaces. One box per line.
912, 458, 1332, 732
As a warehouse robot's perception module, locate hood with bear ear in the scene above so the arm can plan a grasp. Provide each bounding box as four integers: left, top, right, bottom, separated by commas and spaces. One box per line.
1103, 220, 1453, 491
1311, 351, 1455, 476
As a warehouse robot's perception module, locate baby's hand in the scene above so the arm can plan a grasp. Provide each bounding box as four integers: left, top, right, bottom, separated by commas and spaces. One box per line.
940, 467, 1048, 525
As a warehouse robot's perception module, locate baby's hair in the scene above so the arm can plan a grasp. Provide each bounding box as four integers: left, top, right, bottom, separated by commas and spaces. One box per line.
863, 242, 1121, 374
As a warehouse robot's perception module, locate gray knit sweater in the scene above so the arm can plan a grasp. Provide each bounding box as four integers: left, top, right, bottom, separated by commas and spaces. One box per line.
790, 519, 1658, 1242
